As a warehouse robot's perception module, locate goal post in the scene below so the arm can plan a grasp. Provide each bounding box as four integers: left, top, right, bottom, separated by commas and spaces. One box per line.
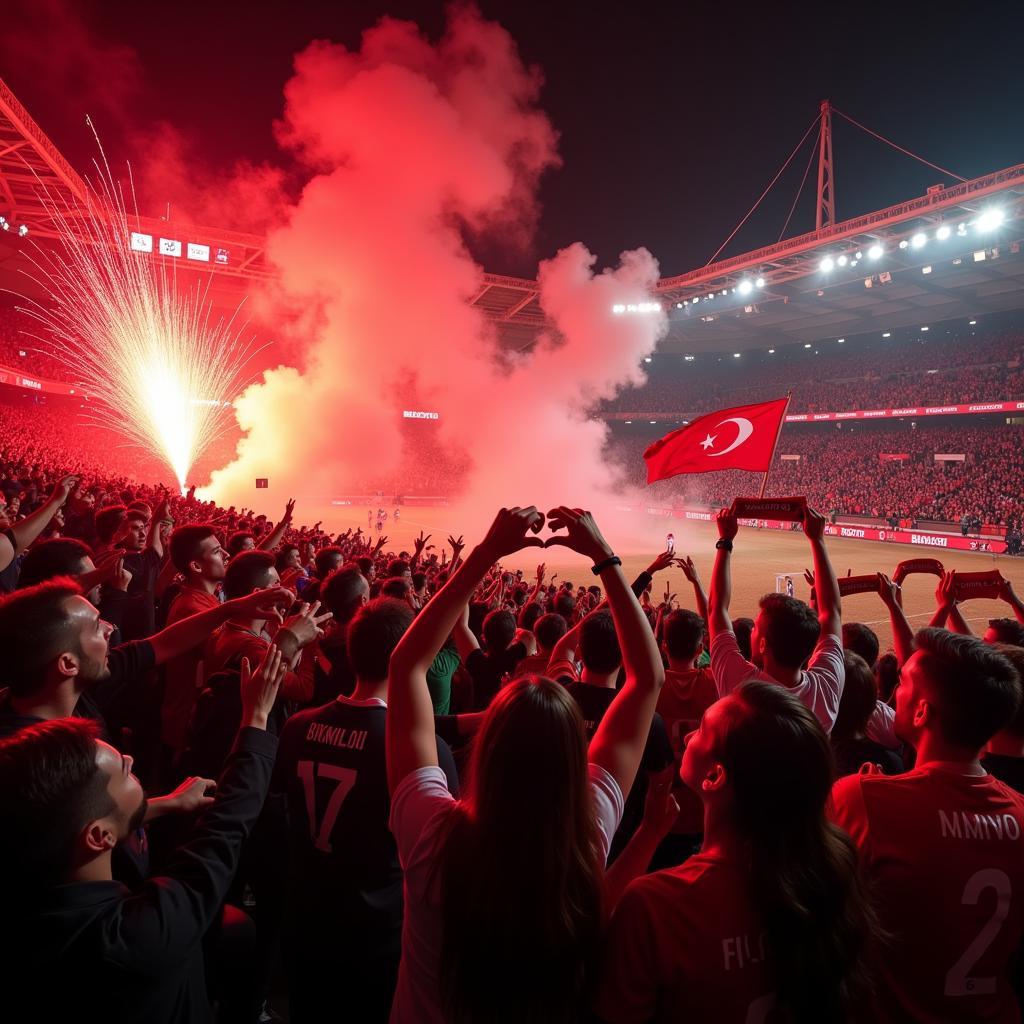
775, 573, 804, 597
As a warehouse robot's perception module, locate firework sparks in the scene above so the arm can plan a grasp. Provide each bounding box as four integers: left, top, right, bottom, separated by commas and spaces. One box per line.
11, 124, 259, 490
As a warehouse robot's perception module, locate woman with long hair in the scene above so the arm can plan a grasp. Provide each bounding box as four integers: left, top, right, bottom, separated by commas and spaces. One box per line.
386, 506, 664, 1023
598, 679, 879, 1023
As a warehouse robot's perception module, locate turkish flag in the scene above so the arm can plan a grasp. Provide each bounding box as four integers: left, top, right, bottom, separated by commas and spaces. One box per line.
643, 397, 789, 484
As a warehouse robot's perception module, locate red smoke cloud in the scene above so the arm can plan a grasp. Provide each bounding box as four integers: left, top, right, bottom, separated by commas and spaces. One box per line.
204, 7, 666, 522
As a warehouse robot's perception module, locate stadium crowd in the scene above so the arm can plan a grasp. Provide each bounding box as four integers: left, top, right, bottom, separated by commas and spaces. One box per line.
614, 420, 1024, 532
605, 328, 1024, 416
2, 415, 1024, 1022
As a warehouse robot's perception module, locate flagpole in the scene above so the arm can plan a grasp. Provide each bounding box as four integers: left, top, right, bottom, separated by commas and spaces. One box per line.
758, 390, 793, 498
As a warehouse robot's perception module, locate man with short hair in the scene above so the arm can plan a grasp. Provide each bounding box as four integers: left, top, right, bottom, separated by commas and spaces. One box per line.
831, 629, 1024, 1023
708, 505, 845, 732
511, 611, 568, 678
843, 621, 880, 668
277, 598, 458, 1022
0, 577, 294, 742
0, 647, 287, 1024
314, 565, 371, 702
453, 607, 529, 711
161, 525, 227, 757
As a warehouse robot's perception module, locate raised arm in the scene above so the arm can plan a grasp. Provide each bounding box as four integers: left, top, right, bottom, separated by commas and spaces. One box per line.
931, 571, 974, 635
999, 578, 1024, 626
546, 507, 665, 800
452, 601, 480, 661
708, 508, 738, 640
877, 572, 915, 666
147, 492, 172, 560
0, 474, 77, 569
410, 531, 431, 571
387, 507, 544, 792
678, 555, 708, 623
803, 506, 841, 638
257, 498, 294, 551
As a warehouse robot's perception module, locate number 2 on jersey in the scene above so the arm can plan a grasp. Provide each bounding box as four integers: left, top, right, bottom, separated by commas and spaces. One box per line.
945, 868, 1012, 997
297, 761, 358, 853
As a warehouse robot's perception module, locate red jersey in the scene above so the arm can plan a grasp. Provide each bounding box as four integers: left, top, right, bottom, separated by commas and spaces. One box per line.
596, 853, 776, 1023
656, 667, 718, 834
831, 764, 1024, 1023
160, 585, 220, 749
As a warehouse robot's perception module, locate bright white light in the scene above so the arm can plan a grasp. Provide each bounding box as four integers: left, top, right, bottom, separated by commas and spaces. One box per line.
720, 289, 728, 296
738, 280, 753, 295
922, 265, 932, 275
768, 348, 775, 353
920, 326, 929, 332
733, 352, 741, 358
643, 357, 652, 363
649, 420, 657, 425
691, 297, 699, 304
676, 302, 683, 308
975, 208, 1004, 232
837, 254, 849, 267
868, 243, 884, 260
911, 232, 927, 249
969, 319, 977, 325
612, 304, 625, 314
755, 277, 765, 288
819, 256, 835, 272
898, 240, 909, 250
957, 222, 968, 236
684, 355, 695, 361
708, 293, 715, 300
936, 225, 951, 240
804, 343, 812, 348
17, 224, 29, 237
855, 251, 862, 259
974, 250, 987, 262
837, 338, 845, 343
882, 332, 891, 338
625, 420, 632, 424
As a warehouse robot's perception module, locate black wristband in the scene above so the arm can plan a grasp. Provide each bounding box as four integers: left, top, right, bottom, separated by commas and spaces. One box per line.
591, 555, 622, 576
715, 538, 734, 552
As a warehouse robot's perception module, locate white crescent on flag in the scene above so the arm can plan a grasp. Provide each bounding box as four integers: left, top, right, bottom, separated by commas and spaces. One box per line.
708, 417, 754, 456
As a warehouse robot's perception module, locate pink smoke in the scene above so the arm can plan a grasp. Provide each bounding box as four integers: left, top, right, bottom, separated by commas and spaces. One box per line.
205, 7, 666, 521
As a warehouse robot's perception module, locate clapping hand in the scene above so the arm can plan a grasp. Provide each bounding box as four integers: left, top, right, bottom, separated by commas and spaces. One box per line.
240, 645, 288, 730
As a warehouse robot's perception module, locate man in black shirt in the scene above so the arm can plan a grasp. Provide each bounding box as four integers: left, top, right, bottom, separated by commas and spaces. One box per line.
277, 598, 458, 1022
0, 576, 295, 743
0, 644, 288, 1024
454, 606, 529, 710
982, 644, 1024, 792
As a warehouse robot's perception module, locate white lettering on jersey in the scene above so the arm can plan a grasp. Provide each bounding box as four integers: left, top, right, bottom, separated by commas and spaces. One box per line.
305, 721, 369, 751
722, 932, 766, 971
939, 810, 1022, 841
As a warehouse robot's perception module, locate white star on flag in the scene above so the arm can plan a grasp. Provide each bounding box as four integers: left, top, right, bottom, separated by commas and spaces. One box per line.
700, 434, 717, 450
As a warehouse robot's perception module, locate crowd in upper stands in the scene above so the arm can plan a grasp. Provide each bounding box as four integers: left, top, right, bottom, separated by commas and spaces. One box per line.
613, 420, 1024, 532
604, 327, 1024, 415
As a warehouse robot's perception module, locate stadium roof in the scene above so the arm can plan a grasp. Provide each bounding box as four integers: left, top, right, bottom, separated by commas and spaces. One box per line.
0, 76, 1022, 353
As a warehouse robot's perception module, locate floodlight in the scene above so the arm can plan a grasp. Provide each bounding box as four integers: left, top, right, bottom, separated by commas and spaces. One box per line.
936, 225, 951, 240
804, 343, 812, 348
975, 208, 1004, 232
922, 266, 932, 274
911, 232, 927, 249
837, 254, 849, 267
733, 352, 741, 358
768, 348, 775, 353
898, 240, 909, 250
643, 357, 652, 363
969, 319, 977, 325
920, 326, 929, 332
868, 244, 884, 260
755, 277, 765, 288
819, 256, 835, 272
882, 332, 891, 338
738, 280, 753, 295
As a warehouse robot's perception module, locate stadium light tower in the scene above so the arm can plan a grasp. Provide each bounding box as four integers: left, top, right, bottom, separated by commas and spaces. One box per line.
816, 100, 836, 231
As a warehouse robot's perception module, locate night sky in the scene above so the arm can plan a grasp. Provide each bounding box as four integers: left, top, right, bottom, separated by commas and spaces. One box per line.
3, 0, 1023, 279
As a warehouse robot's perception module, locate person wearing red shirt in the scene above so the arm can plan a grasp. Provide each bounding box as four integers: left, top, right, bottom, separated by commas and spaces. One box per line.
598, 680, 876, 1024
830, 628, 1024, 1023
161, 525, 226, 757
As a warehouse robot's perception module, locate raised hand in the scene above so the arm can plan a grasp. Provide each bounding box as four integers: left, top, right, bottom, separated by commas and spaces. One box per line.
662, 581, 676, 608
802, 505, 827, 542
49, 474, 78, 506
936, 570, 957, 609
163, 776, 217, 814
240, 645, 288, 729
641, 765, 680, 840
876, 572, 901, 608
478, 507, 545, 560
677, 555, 700, 585
536, 562, 545, 583
645, 549, 675, 575
111, 558, 132, 592
229, 585, 295, 620
414, 530, 431, 553
716, 507, 738, 542
544, 507, 613, 563
283, 498, 296, 523
280, 600, 334, 648
448, 534, 465, 558
374, 535, 388, 552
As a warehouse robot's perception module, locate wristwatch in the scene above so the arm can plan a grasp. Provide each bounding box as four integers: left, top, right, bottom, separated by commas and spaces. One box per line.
715, 539, 734, 552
